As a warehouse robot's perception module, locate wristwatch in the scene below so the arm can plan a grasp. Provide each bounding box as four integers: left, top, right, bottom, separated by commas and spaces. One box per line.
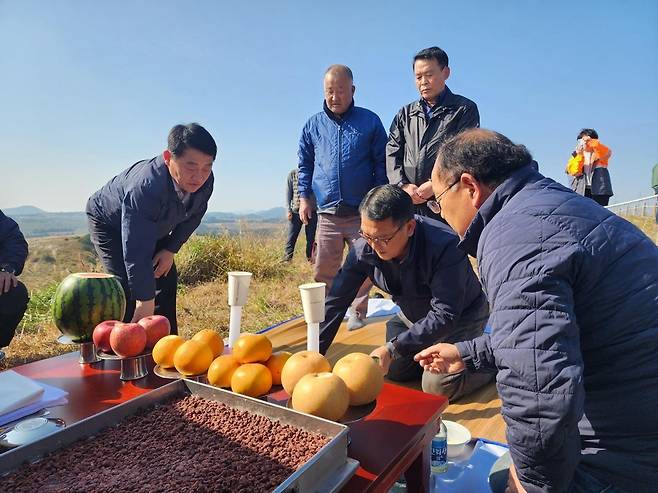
386, 337, 403, 361
0, 264, 16, 275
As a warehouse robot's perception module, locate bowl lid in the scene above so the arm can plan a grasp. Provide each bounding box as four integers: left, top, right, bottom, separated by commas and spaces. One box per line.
0, 417, 66, 449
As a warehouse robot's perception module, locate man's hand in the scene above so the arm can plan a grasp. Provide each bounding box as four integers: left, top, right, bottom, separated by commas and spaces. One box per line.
287, 210, 293, 221
505, 463, 527, 493
153, 249, 175, 279
370, 345, 393, 376
131, 299, 155, 322
416, 181, 434, 201
401, 184, 425, 205
414, 343, 465, 374
0, 271, 17, 295
299, 198, 314, 225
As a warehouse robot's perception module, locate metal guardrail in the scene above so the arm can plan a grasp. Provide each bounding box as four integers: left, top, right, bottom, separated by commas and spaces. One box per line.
606, 194, 658, 218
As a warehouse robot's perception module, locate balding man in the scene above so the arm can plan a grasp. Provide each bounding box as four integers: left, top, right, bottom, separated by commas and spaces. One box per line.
297, 65, 387, 329
417, 128, 658, 492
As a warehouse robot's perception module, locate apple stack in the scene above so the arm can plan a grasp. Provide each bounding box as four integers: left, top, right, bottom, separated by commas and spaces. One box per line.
92, 315, 171, 358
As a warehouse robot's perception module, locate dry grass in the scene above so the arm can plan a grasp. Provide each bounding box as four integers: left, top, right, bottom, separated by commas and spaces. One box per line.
1, 228, 316, 370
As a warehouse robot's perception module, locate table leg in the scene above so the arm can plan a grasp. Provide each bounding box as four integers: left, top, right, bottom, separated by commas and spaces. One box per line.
404, 445, 430, 493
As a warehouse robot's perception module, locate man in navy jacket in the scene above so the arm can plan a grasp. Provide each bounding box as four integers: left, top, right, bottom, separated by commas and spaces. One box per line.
319, 185, 491, 400
297, 65, 387, 330
418, 129, 658, 492
0, 210, 29, 361
86, 123, 216, 333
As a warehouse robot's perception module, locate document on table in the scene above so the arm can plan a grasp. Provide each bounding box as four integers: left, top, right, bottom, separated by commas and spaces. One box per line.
0, 370, 44, 415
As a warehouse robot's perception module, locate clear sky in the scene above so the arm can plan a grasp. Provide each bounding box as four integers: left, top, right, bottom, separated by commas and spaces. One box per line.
1, 0, 657, 212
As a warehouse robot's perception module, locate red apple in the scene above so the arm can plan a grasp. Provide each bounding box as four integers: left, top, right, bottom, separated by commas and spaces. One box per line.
137, 315, 171, 349
109, 322, 147, 358
93, 320, 121, 352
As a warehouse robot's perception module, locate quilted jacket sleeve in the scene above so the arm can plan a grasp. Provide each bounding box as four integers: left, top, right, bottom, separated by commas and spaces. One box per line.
0, 210, 28, 275
478, 213, 585, 492
297, 121, 315, 199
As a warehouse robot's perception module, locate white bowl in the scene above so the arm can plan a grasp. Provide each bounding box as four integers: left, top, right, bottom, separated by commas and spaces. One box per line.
443, 419, 472, 458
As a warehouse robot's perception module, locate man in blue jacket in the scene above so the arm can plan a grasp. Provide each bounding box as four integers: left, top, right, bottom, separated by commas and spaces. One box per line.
417, 129, 658, 492
298, 65, 388, 329
319, 185, 492, 400
0, 210, 29, 361
86, 123, 217, 333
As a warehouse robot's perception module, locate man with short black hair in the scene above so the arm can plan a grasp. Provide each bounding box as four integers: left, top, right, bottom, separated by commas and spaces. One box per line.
298, 65, 388, 330
0, 210, 29, 361
318, 184, 492, 400
418, 128, 658, 492
86, 123, 217, 333
387, 46, 479, 220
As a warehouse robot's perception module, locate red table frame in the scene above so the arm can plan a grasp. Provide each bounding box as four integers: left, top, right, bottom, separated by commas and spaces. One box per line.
9, 352, 447, 492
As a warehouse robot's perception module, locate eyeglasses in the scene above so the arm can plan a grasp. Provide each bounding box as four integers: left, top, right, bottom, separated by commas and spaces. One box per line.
359, 223, 405, 246
427, 179, 459, 215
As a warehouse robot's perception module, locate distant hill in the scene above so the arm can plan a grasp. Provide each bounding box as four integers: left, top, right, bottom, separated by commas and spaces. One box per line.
3, 205, 46, 216
3, 206, 287, 238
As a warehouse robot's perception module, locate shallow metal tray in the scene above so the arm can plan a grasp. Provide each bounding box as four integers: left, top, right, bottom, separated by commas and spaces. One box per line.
0, 380, 359, 492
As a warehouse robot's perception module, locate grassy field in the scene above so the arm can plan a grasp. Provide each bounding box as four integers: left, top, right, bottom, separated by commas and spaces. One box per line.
2, 214, 656, 370
1, 225, 315, 370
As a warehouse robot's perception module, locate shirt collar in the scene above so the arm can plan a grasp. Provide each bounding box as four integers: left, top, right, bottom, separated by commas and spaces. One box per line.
421, 85, 449, 115
458, 163, 542, 257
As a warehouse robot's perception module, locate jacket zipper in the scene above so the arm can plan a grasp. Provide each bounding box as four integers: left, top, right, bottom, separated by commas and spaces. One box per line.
337, 122, 342, 203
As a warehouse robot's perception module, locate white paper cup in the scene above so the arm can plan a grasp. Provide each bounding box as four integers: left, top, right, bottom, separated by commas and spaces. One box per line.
228, 271, 252, 306
299, 282, 326, 324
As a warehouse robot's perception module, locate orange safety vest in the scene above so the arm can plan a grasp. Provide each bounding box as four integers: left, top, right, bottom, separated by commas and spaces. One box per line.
585, 139, 612, 167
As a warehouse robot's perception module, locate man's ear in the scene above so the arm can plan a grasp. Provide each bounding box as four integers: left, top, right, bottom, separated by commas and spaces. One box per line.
405, 218, 417, 237
163, 149, 172, 165
460, 173, 491, 209
351, 85, 356, 97
443, 66, 451, 81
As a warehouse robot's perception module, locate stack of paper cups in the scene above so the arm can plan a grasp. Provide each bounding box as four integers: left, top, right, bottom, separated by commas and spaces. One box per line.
299, 282, 326, 352
227, 271, 252, 348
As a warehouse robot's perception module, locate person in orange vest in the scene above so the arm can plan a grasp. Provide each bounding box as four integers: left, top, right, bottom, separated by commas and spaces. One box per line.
566, 129, 613, 206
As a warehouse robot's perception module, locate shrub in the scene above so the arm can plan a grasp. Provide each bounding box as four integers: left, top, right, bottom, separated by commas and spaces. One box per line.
176, 233, 290, 285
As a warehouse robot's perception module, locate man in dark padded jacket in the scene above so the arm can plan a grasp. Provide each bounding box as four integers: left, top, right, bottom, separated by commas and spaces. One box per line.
418, 128, 658, 493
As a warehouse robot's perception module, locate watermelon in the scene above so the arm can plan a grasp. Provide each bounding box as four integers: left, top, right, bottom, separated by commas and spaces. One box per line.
52, 273, 126, 343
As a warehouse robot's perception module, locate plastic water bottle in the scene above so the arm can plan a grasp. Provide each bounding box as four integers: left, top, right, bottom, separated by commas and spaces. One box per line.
430, 419, 448, 474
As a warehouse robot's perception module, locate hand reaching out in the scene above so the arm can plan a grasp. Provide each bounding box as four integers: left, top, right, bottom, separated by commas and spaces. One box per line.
414, 343, 465, 374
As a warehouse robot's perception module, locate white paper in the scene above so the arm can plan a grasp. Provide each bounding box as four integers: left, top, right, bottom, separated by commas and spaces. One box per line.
0, 370, 45, 415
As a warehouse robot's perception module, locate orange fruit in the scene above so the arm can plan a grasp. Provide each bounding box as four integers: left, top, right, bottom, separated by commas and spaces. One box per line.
192, 329, 224, 358
230, 363, 273, 397
152, 335, 185, 368
265, 351, 292, 386
173, 340, 214, 376
207, 355, 241, 388
232, 334, 272, 363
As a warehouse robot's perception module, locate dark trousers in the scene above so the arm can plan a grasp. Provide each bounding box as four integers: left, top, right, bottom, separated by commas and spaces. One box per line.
87, 215, 178, 334
284, 213, 317, 261
584, 188, 610, 207
385, 309, 494, 402
0, 281, 29, 347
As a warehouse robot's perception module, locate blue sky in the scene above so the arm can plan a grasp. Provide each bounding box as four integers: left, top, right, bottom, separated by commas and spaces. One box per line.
1, 0, 656, 212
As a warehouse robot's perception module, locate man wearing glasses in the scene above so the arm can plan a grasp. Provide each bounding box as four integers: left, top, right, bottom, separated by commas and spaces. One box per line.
318, 184, 492, 400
